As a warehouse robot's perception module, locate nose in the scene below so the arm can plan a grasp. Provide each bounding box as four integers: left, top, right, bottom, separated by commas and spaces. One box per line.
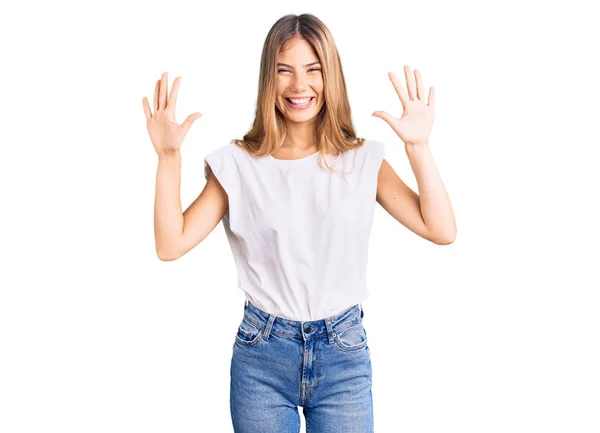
290, 75, 308, 93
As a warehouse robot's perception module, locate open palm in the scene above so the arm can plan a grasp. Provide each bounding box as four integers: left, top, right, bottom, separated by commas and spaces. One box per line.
142, 72, 202, 157
372, 65, 435, 146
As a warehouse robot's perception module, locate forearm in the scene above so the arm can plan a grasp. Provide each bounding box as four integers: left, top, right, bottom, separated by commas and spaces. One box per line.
406, 143, 456, 243
154, 150, 184, 259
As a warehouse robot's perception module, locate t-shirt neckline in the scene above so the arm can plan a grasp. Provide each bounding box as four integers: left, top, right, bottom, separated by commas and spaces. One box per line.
267, 150, 320, 163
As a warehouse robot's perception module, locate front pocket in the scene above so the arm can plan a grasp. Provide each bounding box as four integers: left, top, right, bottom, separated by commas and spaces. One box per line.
235, 319, 264, 346
333, 321, 368, 351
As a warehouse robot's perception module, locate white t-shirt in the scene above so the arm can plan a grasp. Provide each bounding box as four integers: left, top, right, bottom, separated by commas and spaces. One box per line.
203, 139, 385, 321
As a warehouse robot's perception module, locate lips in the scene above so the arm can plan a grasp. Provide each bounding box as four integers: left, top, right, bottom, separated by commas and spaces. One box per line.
284, 97, 315, 110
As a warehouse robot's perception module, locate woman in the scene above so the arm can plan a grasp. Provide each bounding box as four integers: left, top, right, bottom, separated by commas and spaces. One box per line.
144, 13, 456, 433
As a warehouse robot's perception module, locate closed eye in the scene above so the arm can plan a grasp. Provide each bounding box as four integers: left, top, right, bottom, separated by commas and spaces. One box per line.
277, 68, 322, 73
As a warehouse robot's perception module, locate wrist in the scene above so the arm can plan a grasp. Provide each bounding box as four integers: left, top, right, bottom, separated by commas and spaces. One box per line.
405, 142, 429, 152
158, 149, 181, 161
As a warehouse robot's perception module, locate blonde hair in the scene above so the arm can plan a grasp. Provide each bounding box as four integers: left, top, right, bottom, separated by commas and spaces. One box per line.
231, 13, 365, 172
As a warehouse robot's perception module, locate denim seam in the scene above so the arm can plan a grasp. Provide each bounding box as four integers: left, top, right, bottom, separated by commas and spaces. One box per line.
243, 317, 361, 339
334, 334, 368, 351
243, 318, 296, 337
234, 331, 263, 346
334, 318, 362, 333
333, 323, 368, 351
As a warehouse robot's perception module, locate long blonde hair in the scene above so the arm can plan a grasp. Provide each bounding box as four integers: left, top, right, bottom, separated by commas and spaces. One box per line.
231, 13, 365, 172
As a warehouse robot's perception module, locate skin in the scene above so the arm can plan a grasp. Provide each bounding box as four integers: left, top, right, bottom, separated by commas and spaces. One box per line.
147, 43, 455, 260
373, 67, 456, 244
272, 37, 324, 159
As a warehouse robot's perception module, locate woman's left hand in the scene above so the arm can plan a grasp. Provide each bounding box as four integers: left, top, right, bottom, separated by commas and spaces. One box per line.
372, 65, 435, 147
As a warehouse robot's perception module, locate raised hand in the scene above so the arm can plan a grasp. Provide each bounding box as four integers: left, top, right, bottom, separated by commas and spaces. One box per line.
372, 65, 435, 147
142, 72, 202, 157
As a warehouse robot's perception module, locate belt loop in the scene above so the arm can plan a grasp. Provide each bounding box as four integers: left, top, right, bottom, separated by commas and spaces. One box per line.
360, 302, 364, 319
324, 318, 335, 344
262, 314, 276, 339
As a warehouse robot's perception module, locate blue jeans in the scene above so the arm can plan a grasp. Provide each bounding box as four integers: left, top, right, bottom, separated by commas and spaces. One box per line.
230, 300, 374, 432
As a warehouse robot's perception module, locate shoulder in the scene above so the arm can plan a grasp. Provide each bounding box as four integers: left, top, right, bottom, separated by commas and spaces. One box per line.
203, 142, 252, 184
204, 142, 238, 159
204, 142, 237, 181
206, 141, 253, 162
353, 138, 385, 163
363, 138, 385, 157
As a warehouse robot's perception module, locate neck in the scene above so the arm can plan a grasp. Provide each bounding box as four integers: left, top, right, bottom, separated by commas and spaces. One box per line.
282, 120, 317, 150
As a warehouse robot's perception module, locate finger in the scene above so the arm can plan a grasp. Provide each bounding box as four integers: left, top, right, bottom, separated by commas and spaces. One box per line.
142, 96, 152, 121
159, 72, 168, 110
167, 76, 181, 115
428, 86, 435, 107
153, 79, 159, 113
414, 69, 425, 101
388, 72, 408, 110
404, 65, 416, 101
371, 110, 395, 125
181, 112, 203, 135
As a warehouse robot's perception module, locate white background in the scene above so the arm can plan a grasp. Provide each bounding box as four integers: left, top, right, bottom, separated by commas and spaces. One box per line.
1, 0, 599, 432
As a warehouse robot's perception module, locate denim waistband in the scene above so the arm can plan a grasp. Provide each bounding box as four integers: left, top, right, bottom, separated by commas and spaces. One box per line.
241, 300, 365, 342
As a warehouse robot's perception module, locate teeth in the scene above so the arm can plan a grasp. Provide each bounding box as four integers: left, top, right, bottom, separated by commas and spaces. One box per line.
288, 97, 312, 104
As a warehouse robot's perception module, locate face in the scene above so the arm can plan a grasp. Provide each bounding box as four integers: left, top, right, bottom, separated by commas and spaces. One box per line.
275, 38, 324, 124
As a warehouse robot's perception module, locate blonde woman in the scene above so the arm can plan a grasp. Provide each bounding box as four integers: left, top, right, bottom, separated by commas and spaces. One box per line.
144, 13, 455, 433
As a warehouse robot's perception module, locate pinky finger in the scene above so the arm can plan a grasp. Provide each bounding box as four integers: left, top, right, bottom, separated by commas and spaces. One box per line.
428, 87, 435, 107
142, 97, 152, 121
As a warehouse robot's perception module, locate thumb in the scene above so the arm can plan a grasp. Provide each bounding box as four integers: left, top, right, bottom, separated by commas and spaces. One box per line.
181, 112, 203, 134
372, 111, 394, 125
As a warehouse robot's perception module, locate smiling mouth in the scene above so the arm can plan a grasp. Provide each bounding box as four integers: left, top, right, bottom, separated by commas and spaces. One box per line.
284, 97, 315, 107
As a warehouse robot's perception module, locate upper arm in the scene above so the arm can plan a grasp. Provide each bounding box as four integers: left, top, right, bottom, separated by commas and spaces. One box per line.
376, 158, 438, 243
165, 170, 229, 261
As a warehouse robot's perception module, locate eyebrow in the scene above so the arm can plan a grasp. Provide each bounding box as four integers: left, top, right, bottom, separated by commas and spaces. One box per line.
276, 61, 321, 68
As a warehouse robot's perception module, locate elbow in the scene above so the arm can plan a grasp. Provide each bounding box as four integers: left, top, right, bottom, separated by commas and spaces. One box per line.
156, 246, 180, 261
434, 230, 457, 245
158, 253, 177, 262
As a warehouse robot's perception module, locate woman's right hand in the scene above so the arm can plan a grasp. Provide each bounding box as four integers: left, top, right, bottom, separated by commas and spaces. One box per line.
142, 72, 203, 157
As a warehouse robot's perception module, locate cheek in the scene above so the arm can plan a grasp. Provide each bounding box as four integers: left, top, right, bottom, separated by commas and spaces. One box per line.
313, 79, 324, 94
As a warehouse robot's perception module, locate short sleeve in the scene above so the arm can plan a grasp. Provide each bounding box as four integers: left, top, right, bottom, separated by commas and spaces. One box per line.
361, 139, 385, 200
368, 139, 385, 171
204, 144, 234, 196
375, 140, 385, 165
